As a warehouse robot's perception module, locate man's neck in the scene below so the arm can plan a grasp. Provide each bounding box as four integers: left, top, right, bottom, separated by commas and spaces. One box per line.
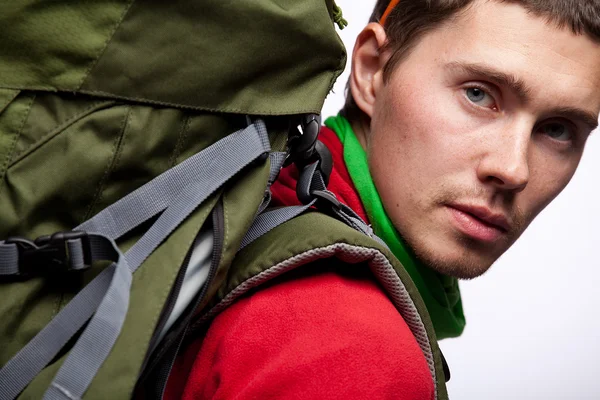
348, 114, 370, 151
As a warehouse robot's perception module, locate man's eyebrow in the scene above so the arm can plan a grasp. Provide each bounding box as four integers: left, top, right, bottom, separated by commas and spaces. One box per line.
446, 61, 599, 132
445, 61, 532, 103
550, 107, 599, 132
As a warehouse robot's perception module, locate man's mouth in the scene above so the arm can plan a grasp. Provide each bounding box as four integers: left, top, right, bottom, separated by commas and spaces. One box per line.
446, 204, 510, 242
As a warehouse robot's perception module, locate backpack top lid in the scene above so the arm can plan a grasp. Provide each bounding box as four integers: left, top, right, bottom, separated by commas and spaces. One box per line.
0, 0, 346, 116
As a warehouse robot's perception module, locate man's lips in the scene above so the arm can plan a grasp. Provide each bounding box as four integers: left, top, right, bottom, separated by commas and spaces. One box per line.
446, 204, 511, 242
449, 204, 510, 231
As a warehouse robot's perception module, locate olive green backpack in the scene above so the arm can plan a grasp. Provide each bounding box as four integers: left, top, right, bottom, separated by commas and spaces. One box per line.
0, 1, 448, 399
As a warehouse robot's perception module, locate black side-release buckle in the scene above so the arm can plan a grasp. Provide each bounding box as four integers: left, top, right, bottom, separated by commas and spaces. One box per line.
6, 231, 92, 277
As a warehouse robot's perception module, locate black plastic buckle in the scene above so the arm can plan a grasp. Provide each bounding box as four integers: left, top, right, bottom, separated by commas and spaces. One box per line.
293, 114, 321, 161
5, 231, 92, 277
286, 114, 333, 184
311, 189, 342, 211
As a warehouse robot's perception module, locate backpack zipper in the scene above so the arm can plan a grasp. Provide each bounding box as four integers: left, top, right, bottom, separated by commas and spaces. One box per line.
146, 229, 198, 356
142, 199, 225, 398
133, 223, 202, 395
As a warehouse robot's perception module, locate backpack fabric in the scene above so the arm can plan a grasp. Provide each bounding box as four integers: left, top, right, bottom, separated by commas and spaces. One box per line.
0, 1, 448, 399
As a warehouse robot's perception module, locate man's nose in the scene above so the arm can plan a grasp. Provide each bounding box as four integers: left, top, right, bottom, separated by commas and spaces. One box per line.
476, 122, 531, 192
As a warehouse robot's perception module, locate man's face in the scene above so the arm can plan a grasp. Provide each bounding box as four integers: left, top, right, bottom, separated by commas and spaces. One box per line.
355, 0, 600, 278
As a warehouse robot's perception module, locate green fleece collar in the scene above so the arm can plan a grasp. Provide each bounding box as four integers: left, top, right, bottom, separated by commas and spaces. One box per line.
325, 114, 465, 339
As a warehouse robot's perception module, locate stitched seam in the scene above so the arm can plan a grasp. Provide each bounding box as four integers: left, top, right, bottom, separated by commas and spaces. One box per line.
3, 85, 315, 114
77, 89, 323, 115
9, 101, 115, 167
0, 84, 59, 92
1, 85, 329, 117
0, 93, 36, 198
327, 47, 346, 96
168, 114, 191, 168
0, 89, 21, 114
83, 105, 131, 222
223, 195, 230, 271
77, 0, 136, 91
51, 292, 61, 325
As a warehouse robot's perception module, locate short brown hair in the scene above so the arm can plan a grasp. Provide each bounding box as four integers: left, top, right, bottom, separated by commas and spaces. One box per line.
341, 0, 600, 122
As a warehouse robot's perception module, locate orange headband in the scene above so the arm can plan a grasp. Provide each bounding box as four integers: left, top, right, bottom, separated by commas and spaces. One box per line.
380, 0, 401, 26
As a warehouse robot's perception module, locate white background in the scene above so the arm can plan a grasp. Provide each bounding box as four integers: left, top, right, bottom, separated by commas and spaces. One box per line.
322, 2, 600, 399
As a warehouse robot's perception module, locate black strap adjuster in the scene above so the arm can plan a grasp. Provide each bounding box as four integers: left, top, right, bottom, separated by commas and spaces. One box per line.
286, 114, 333, 186
6, 231, 92, 276
311, 189, 342, 210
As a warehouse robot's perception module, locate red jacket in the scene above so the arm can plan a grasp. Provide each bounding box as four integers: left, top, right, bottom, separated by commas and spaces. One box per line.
165, 127, 434, 400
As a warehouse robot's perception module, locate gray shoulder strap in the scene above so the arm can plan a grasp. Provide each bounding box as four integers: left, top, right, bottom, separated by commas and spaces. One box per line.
0, 121, 271, 400
240, 160, 387, 251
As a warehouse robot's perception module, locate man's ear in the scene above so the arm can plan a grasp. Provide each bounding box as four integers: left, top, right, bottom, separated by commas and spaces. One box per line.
349, 23, 390, 119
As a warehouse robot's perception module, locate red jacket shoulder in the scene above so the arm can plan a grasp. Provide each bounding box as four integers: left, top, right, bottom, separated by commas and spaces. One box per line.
166, 265, 434, 400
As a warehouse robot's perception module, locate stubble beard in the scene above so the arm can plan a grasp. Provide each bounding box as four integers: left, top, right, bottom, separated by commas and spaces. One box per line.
397, 185, 529, 280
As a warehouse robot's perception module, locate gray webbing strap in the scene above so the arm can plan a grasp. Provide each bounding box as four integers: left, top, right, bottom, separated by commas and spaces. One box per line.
296, 161, 325, 203
65, 240, 86, 271
44, 258, 131, 400
0, 122, 271, 400
256, 152, 287, 215
330, 204, 388, 249
240, 157, 389, 251
268, 152, 286, 186
0, 244, 19, 275
331, 204, 374, 239
77, 122, 270, 240
0, 235, 124, 400
239, 201, 316, 250
298, 162, 378, 239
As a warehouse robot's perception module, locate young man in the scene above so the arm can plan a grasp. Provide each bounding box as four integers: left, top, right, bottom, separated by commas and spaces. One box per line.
167, 0, 600, 398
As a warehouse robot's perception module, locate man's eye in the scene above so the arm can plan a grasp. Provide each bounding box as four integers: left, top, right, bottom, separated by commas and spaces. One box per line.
464, 87, 496, 109
540, 122, 572, 142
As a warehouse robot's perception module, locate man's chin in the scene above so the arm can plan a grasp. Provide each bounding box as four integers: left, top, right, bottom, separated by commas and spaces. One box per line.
407, 237, 500, 280
425, 257, 493, 280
